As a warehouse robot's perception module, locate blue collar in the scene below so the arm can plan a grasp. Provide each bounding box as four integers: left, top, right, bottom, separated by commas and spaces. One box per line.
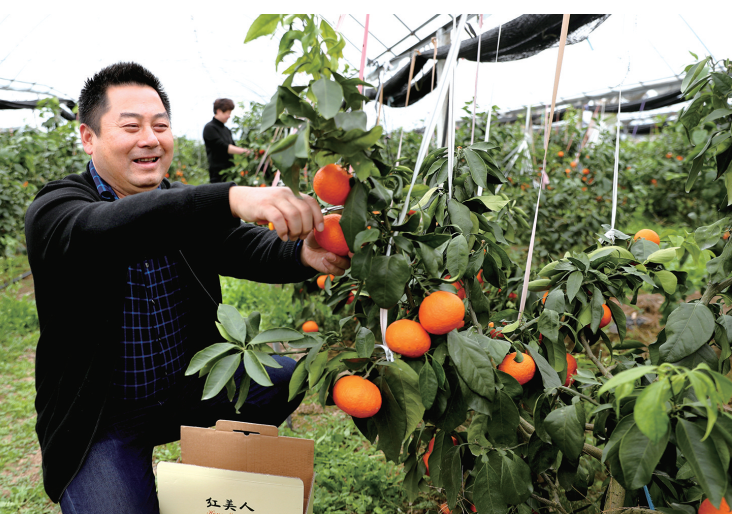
89, 160, 162, 201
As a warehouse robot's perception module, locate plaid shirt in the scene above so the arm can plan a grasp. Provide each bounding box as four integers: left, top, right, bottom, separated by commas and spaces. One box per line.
89, 162, 188, 402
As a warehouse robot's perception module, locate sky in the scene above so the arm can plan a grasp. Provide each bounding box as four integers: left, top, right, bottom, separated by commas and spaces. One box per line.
0, 5, 733, 141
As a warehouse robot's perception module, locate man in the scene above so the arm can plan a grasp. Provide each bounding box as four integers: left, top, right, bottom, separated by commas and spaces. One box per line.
203, 98, 250, 183
24, 62, 349, 513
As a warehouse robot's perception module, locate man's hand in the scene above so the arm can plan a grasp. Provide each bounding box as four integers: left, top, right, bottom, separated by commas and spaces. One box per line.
300, 231, 351, 275
229, 186, 324, 241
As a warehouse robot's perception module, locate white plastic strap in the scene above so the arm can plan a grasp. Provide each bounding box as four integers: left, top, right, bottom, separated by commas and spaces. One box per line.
480, 21, 503, 196
470, 15, 482, 146
378, 15, 469, 357
517, 14, 570, 321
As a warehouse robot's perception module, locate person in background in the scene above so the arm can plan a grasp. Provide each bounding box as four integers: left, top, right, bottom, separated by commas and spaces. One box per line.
203, 98, 250, 183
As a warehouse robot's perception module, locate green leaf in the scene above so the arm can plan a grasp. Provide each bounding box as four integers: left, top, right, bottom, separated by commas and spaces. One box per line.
417, 242, 441, 278
619, 418, 670, 489
441, 445, 464, 509
353, 228, 380, 251
307, 350, 329, 389
446, 235, 469, 278
464, 149, 488, 190
538, 309, 560, 343
487, 390, 520, 447
202, 353, 242, 400
218, 304, 246, 343
566, 271, 583, 302
249, 327, 304, 345
466, 195, 510, 212
681, 59, 708, 93
525, 344, 560, 388
685, 153, 707, 192
694, 217, 731, 250
365, 254, 412, 309
252, 351, 283, 369
244, 14, 282, 43
631, 238, 660, 263
310, 76, 343, 119
341, 181, 368, 254
528, 432, 559, 474
544, 403, 586, 461
703, 108, 732, 124
288, 358, 308, 402
473, 453, 507, 514
659, 303, 716, 363
676, 418, 728, 504
653, 270, 678, 295
447, 199, 473, 235
500, 452, 534, 506
334, 111, 367, 131
349, 244, 373, 281
355, 326, 375, 358
234, 372, 251, 412
374, 360, 423, 461
447, 330, 496, 401
598, 365, 658, 395
245, 312, 261, 342
602, 414, 636, 463
294, 123, 310, 159
186, 343, 240, 376
467, 413, 493, 456
269, 133, 297, 155
419, 360, 439, 409
243, 350, 273, 387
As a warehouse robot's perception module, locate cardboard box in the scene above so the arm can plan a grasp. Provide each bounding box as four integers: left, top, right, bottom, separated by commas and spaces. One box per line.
157, 421, 315, 514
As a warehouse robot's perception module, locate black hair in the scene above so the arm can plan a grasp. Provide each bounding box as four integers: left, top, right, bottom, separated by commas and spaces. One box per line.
213, 98, 235, 114
78, 62, 171, 135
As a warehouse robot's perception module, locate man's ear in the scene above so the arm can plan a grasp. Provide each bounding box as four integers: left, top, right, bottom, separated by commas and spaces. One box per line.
79, 124, 95, 156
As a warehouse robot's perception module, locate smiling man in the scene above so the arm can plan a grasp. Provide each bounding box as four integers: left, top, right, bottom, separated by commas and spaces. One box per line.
24, 62, 349, 513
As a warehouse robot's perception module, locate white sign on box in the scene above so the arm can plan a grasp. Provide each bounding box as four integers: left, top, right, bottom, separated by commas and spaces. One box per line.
157, 462, 304, 514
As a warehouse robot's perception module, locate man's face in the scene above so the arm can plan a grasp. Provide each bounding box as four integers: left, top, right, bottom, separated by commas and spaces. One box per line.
215, 109, 232, 123
80, 84, 173, 198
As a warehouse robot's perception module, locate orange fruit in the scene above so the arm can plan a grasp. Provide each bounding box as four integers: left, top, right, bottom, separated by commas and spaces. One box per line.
444, 275, 465, 300
418, 291, 465, 335
313, 163, 352, 205
583, 168, 590, 174
316, 274, 335, 289
268, 222, 275, 231
489, 322, 501, 338
302, 320, 319, 333
385, 320, 431, 358
699, 498, 731, 514
651, 179, 657, 185
571, 161, 578, 167
541, 291, 549, 305
564, 353, 578, 387
314, 213, 349, 256
633, 229, 660, 246
724, 231, 730, 240
439, 503, 451, 514
476, 269, 483, 284
332, 375, 382, 418
676, 155, 683, 161
582, 187, 587, 192
565, 168, 571, 173
666, 152, 673, 158
600, 304, 612, 328
557, 151, 564, 157
498, 352, 536, 385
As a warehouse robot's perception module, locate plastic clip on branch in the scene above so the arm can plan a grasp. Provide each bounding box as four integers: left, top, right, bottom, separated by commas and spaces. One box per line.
517, 14, 571, 320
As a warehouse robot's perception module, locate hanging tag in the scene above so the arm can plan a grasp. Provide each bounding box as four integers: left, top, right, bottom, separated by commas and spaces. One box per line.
378, 308, 395, 362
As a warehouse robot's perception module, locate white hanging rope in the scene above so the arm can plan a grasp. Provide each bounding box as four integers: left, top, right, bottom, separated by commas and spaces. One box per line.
517, 14, 571, 321
470, 15, 483, 146
447, 16, 457, 200
480, 21, 504, 196
604, 14, 634, 241
378, 14, 469, 356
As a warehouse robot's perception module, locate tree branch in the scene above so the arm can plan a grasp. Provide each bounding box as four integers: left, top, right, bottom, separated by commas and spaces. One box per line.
542, 472, 565, 513
700, 276, 732, 305
580, 332, 613, 379
558, 385, 600, 405
468, 302, 485, 334
519, 417, 604, 461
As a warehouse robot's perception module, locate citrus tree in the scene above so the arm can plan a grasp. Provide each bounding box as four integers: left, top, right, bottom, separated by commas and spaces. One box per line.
188, 17, 731, 513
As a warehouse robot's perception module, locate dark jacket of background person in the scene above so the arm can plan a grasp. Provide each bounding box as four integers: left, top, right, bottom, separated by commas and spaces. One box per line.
24, 162, 315, 502
203, 117, 236, 183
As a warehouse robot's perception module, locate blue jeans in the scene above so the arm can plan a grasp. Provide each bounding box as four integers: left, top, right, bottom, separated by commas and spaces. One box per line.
59, 355, 302, 514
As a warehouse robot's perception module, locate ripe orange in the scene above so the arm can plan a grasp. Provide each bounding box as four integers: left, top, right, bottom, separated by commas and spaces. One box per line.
666, 152, 673, 158
600, 304, 612, 328
476, 269, 483, 284
333, 375, 382, 418
439, 503, 451, 514
633, 229, 660, 246
571, 161, 578, 167
346, 291, 356, 304
557, 151, 564, 157
418, 291, 465, 335
699, 498, 731, 514
489, 322, 501, 338
676, 155, 683, 161
651, 179, 657, 185
541, 290, 549, 305
313, 163, 352, 205
565, 168, 571, 173
302, 320, 319, 333
385, 320, 431, 358
564, 353, 578, 387
724, 231, 730, 240
444, 275, 465, 300
317, 274, 335, 289
498, 352, 536, 385
314, 213, 350, 256
582, 187, 588, 192
583, 168, 590, 174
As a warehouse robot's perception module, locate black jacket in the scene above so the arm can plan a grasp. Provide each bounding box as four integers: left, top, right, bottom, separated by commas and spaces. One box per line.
203, 117, 235, 180
24, 163, 315, 502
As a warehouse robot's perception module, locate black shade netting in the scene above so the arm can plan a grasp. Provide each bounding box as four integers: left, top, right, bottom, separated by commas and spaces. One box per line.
0, 97, 77, 121
365, 14, 611, 107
